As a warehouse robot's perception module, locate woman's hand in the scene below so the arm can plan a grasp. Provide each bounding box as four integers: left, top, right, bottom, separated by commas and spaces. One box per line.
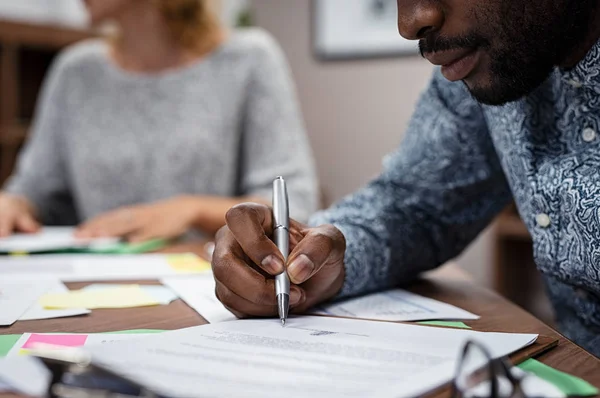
75, 196, 201, 242
0, 194, 40, 237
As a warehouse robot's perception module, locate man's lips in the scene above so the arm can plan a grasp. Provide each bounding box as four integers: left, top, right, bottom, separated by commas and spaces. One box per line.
423, 48, 480, 81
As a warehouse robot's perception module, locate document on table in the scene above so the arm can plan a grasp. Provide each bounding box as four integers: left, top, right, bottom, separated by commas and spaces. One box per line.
0, 226, 118, 253
0, 253, 211, 281
0, 277, 55, 326
310, 288, 479, 321
7, 331, 162, 357
82, 284, 178, 305
88, 316, 537, 398
161, 274, 237, 323
19, 279, 90, 321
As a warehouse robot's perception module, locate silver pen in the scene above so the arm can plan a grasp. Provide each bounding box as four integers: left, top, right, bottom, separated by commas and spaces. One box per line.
272, 176, 290, 326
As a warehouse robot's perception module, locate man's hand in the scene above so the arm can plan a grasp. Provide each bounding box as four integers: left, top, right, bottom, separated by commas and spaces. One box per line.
0, 194, 40, 237
75, 196, 200, 242
212, 203, 346, 318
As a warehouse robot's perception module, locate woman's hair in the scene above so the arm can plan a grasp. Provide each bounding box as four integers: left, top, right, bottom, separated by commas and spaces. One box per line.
156, 0, 223, 54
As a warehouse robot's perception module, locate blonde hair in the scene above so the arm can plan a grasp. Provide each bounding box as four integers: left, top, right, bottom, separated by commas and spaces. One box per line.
156, 0, 224, 54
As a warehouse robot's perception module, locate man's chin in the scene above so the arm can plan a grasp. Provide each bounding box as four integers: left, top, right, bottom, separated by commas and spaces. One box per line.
463, 79, 529, 106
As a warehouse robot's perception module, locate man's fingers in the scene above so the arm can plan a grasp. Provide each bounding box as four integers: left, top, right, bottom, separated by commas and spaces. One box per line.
287, 225, 346, 284
15, 214, 40, 233
77, 213, 138, 238
214, 279, 278, 317
225, 203, 284, 275
0, 215, 14, 237
212, 227, 305, 307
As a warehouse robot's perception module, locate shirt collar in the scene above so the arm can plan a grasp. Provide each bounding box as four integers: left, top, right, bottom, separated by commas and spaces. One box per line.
560, 39, 600, 93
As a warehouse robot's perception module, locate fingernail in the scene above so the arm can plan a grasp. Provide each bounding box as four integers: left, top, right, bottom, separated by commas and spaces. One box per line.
288, 254, 315, 283
290, 287, 303, 305
261, 254, 284, 274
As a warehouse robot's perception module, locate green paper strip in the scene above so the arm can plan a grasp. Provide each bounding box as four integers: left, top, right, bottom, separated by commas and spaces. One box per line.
84, 239, 167, 254
518, 359, 598, 397
0, 335, 21, 357
417, 321, 472, 329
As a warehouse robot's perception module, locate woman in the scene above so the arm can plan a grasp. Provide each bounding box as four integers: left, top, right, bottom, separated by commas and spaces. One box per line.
0, 0, 318, 242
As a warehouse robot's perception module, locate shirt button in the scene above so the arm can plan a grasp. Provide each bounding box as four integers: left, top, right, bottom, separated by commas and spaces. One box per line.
535, 213, 551, 228
568, 78, 583, 88
582, 128, 596, 142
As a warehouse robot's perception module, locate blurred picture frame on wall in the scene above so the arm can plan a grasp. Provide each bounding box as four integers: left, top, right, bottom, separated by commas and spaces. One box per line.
312, 0, 417, 61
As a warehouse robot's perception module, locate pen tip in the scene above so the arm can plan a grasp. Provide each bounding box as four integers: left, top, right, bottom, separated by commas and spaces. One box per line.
281, 319, 286, 327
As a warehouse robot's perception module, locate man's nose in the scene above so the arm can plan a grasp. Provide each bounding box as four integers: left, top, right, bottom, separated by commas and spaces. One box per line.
396, 0, 444, 40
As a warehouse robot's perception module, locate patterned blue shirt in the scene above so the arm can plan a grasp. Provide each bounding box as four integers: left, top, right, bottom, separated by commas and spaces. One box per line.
311, 40, 600, 356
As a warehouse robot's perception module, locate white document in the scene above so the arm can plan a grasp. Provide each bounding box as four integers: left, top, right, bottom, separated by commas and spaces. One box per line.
0, 356, 50, 396
82, 284, 178, 305
6, 332, 160, 358
88, 316, 537, 398
0, 226, 117, 253
19, 280, 90, 321
0, 277, 55, 326
161, 274, 237, 323
311, 288, 479, 321
0, 254, 204, 282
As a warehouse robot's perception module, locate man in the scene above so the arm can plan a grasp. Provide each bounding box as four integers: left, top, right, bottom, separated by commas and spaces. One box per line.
212, 0, 600, 356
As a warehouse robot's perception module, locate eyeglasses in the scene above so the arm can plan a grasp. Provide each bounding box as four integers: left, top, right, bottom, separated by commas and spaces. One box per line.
31, 347, 161, 398
451, 340, 541, 398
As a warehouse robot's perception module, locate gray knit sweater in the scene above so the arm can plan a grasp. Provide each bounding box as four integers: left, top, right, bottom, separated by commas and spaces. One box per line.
4, 28, 318, 225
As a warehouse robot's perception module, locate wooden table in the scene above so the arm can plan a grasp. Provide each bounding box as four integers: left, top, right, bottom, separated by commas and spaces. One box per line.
1, 264, 599, 397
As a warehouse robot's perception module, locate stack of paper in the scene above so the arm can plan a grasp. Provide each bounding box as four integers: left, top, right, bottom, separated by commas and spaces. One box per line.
162, 274, 478, 324
19, 280, 90, 321
310, 288, 479, 321
162, 274, 237, 323
87, 316, 537, 398
0, 253, 211, 281
0, 227, 118, 253
82, 284, 178, 305
6, 330, 164, 357
0, 277, 57, 326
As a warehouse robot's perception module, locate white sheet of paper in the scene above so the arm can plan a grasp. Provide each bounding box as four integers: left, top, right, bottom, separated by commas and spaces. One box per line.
6, 332, 161, 358
19, 280, 90, 321
0, 226, 117, 253
0, 277, 55, 326
88, 316, 537, 398
0, 356, 50, 396
311, 288, 479, 321
0, 254, 204, 282
161, 274, 237, 323
82, 284, 178, 305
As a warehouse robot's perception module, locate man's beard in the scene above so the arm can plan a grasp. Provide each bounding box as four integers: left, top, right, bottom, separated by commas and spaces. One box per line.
420, 0, 598, 106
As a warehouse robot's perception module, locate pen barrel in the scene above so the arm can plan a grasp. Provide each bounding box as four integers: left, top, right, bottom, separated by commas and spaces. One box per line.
272, 177, 289, 230
273, 226, 290, 296
275, 270, 290, 296
273, 226, 289, 261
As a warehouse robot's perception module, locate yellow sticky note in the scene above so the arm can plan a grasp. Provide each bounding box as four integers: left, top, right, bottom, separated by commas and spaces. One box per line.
167, 254, 211, 273
40, 286, 161, 309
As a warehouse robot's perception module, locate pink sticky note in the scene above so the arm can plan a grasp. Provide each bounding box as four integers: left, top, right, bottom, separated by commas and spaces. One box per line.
22, 333, 88, 349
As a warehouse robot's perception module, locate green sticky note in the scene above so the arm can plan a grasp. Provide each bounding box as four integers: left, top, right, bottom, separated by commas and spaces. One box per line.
417, 321, 472, 329
0, 334, 22, 357
83, 239, 168, 254
518, 359, 599, 397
